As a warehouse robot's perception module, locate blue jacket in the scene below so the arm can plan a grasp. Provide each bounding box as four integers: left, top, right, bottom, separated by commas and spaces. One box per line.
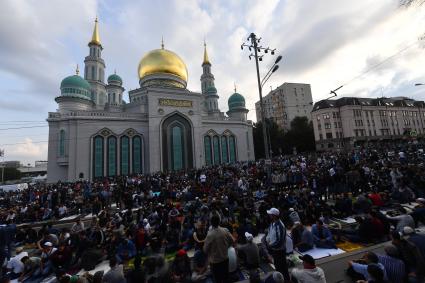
311, 224, 332, 242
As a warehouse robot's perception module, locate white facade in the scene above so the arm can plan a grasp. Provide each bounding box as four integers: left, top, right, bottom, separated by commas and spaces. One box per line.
46, 22, 254, 182
311, 97, 425, 151
255, 82, 313, 131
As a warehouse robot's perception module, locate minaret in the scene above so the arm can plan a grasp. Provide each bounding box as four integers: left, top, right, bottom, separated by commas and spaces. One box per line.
200, 41, 219, 113
84, 17, 107, 108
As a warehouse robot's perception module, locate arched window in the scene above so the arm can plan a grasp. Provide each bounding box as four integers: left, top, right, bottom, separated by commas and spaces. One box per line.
113, 93, 116, 102
229, 135, 236, 163
171, 126, 183, 170
213, 136, 220, 165
204, 136, 212, 166
91, 66, 96, 80
120, 136, 130, 175
132, 136, 142, 174
93, 136, 104, 178
107, 136, 117, 176
59, 129, 65, 157
221, 136, 229, 163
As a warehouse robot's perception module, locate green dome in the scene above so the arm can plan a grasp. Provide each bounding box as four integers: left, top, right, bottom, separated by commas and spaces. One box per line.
60, 75, 91, 90
228, 92, 246, 110
206, 86, 217, 94
60, 75, 92, 100
108, 73, 122, 84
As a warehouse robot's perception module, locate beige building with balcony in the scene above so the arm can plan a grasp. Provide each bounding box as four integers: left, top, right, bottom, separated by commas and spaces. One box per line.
311, 97, 425, 151
255, 83, 313, 131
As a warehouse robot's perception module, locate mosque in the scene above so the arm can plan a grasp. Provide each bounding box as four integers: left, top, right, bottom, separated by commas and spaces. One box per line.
47, 19, 254, 182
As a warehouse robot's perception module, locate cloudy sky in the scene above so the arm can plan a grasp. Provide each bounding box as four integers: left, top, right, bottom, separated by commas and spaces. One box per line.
1, 0, 425, 164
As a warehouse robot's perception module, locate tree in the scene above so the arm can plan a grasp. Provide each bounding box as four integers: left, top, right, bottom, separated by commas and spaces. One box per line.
253, 119, 284, 159
2, 167, 22, 182
281, 117, 316, 154
253, 116, 315, 158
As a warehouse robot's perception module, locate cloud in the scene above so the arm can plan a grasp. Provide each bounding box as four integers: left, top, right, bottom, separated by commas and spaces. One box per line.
5, 138, 48, 164
1, 0, 425, 163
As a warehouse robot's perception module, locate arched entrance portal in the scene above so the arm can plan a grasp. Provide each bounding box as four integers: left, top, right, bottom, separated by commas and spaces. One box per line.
162, 113, 193, 171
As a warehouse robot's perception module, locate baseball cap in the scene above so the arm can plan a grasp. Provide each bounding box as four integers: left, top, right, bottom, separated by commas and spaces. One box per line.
245, 232, 254, 242
267, 207, 280, 216
289, 208, 294, 212
299, 254, 315, 265
416, 198, 425, 204
44, 242, 53, 247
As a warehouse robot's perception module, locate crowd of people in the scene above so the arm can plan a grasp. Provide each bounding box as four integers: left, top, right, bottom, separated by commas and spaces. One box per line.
0, 142, 425, 283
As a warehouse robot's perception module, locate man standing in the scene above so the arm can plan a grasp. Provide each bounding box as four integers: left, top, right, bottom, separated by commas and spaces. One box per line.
203, 215, 234, 283
265, 207, 290, 281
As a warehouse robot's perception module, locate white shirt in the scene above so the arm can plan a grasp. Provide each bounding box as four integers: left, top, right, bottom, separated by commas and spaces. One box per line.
200, 174, 206, 183
58, 206, 67, 216
7, 251, 28, 273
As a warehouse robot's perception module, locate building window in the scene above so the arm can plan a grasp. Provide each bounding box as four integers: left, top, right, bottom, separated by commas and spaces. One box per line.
326, 132, 333, 139
132, 136, 142, 174
107, 136, 117, 176
221, 136, 229, 163
120, 136, 130, 175
204, 136, 212, 166
171, 126, 183, 171
213, 136, 220, 165
229, 135, 236, 163
246, 132, 250, 150
59, 129, 65, 157
91, 66, 96, 80
93, 136, 104, 178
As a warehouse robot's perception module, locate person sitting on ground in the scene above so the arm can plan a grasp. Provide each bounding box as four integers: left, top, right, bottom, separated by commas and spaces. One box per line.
101, 258, 126, 283
40, 241, 58, 276
170, 249, 192, 283
264, 271, 285, 283
20, 256, 42, 282
237, 232, 260, 270
402, 226, 425, 260
357, 263, 389, 283
411, 198, 425, 226
291, 222, 314, 252
288, 208, 301, 225
377, 245, 405, 283
5, 247, 28, 280
115, 237, 136, 263
311, 220, 336, 249
347, 252, 387, 282
391, 230, 425, 282
291, 254, 326, 283
386, 207, 415, 233
50, 242, 73, 271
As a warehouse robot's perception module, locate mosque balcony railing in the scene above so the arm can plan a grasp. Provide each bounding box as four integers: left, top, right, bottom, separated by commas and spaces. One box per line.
57, 156, 68, 166
48, 111, 148, 120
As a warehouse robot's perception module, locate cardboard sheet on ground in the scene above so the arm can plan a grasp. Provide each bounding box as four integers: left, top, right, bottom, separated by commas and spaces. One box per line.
61, 214, 80, 221
299, 247, 345, 259
77, 260, 110, 276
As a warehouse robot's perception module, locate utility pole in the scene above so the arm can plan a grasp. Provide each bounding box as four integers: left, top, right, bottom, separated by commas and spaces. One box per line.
241, 33, 278, 159
0, 149, 4, 184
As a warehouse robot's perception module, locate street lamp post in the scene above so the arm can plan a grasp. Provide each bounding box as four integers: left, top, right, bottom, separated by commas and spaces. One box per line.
241, 33, 280, 159
0, 149, 4, 184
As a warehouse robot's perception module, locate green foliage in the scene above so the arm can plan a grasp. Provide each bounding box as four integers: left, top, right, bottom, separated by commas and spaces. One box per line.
253, 116, 315, 159
1, 167, 22, 182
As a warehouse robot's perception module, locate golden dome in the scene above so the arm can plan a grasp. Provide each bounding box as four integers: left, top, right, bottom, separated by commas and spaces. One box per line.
138, 48, 188, 82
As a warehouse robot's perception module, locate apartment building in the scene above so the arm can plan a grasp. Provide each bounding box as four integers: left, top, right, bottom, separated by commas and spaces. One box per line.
255, 83, 313, 131
311, 97, 425, 151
